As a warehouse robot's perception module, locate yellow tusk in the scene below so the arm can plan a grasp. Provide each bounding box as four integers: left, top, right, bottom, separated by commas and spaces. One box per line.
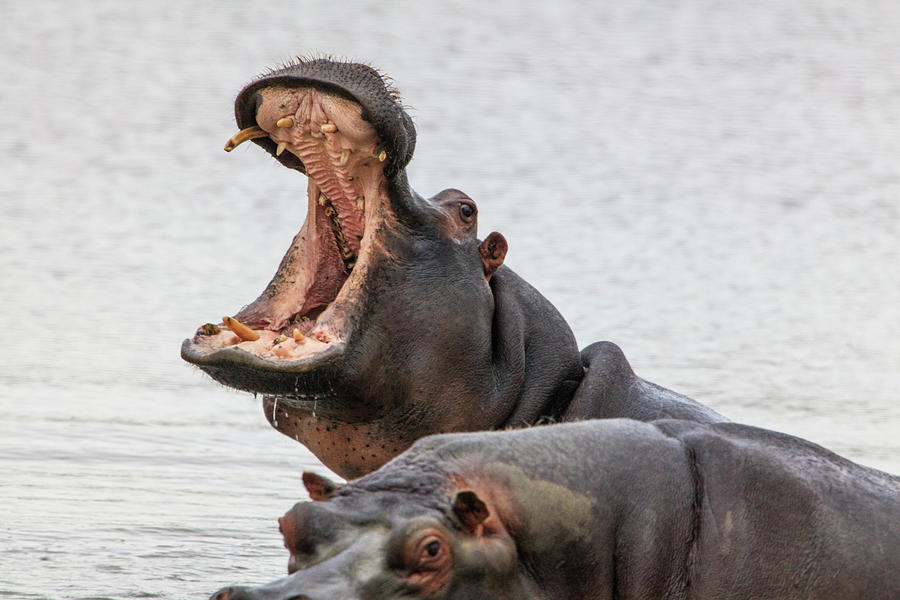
339, 149, 350, 166
224, 126, 269, 152
222, 316, 260, 342
276, 117, 294, 128
320, 122, 337, 133
276, 142, 287, 156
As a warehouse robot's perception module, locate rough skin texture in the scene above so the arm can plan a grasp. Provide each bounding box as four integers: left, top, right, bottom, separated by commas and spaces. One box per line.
183, 58, 725, 479
211, 420, 900, 599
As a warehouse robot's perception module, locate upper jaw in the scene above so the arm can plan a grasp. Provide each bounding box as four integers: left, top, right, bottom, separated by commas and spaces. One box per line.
233, 58, 416, 179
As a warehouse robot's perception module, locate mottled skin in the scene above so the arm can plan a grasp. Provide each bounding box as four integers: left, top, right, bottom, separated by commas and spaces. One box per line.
211, 420, 900, 600
182, 58, 724, 479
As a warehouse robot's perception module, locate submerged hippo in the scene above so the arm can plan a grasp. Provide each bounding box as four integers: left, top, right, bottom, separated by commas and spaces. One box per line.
181, 58, 724, 478
211, 420, 900, 599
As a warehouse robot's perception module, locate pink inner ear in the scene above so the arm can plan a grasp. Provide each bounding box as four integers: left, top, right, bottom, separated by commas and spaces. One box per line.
480, 232, 508, 280
453, 490, 490, 532
302, 471, 335, 501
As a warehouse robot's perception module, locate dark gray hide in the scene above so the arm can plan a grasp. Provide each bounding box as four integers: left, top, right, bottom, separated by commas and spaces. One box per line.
211, 419, 899, 599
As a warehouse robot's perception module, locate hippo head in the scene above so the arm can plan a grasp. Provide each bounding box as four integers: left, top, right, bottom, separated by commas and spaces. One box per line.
182, 59, 582, 477
210, 471, 528, 600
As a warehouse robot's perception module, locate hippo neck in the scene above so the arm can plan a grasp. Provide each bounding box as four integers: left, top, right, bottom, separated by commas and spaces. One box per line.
487, 267, 584, 427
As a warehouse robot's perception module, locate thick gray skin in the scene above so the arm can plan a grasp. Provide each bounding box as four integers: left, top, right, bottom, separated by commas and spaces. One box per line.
211, 420, 900, 600
567, 341, 727, 423
182, 59, 725, 478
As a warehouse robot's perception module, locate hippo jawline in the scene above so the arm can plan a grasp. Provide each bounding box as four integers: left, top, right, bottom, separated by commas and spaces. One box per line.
182, 77, 395, 394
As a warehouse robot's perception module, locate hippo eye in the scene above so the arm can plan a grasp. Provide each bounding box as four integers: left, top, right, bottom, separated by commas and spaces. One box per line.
411, 533, 448, 570
405, 530, 451, 592
459, 202, 476, 223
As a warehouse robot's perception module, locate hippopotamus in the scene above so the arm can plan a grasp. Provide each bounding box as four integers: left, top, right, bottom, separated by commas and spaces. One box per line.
181, 58, 725, 478
210, 419, 900, 600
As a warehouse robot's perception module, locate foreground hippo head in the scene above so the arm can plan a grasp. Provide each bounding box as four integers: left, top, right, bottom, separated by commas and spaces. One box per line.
181, 59, 583, 477
212, 471, 523, 600
212, 421, 900, 600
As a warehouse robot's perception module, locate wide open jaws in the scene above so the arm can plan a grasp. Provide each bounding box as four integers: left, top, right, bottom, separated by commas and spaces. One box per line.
186, 86, 389, 364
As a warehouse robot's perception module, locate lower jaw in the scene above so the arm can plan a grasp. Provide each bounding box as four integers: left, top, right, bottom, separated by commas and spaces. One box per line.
180, 338, 346, 396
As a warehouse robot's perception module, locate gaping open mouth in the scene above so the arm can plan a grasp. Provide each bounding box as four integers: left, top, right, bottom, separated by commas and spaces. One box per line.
182, 84, 390, 370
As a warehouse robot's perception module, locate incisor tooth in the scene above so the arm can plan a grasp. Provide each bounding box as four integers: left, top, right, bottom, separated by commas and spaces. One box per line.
224, 126, 268, 152
377, 149, 387, 162
222, 316, 260, 342
276, 142, 287, 156
356, 197, 364, 210
320, 122, 337, 133
293, 328, 305, 342
276, 117, 294, 128
272, 334, 288, 345
318, 194, 327, 206
339, 149, 350, 166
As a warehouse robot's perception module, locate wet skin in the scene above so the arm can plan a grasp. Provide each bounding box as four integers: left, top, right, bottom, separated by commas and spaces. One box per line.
211, 420, 900, 600
181, 58, 724, 479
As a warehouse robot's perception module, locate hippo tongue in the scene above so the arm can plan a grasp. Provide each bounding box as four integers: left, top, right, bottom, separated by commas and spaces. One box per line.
234, 178, 348, 331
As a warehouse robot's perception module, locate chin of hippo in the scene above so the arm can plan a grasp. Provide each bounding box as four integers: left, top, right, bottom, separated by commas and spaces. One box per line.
181, 58, 725, 479
211, 420, 900, 600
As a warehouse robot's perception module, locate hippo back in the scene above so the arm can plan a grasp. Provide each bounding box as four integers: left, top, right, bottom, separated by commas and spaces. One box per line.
656, 419, 900, 599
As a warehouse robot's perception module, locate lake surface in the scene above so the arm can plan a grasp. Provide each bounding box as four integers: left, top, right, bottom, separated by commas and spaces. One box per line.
2, 1, 898, 597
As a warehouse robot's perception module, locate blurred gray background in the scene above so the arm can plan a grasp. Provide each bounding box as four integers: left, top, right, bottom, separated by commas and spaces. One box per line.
1, 1, 898, 598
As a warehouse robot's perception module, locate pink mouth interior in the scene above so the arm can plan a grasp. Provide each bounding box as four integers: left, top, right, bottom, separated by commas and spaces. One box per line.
191, 87, 388, 361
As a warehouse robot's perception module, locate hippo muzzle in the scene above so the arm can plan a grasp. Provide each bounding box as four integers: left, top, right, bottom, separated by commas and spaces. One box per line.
212, 571, 344, 600
182, 59, 418, 397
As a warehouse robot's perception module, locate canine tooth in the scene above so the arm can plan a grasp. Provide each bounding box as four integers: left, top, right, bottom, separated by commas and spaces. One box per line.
318, 194, 327, 206
293, 328, 305, 342
224, 126, 269, 152
320, 122, 337, 133
276, 142, 287, 156
339, 149, 350, 166
222, 316, 260, 342
276, 117, 294, 128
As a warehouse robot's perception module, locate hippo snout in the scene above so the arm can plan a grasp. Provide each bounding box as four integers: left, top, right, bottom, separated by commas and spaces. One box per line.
211, 585, 311, 600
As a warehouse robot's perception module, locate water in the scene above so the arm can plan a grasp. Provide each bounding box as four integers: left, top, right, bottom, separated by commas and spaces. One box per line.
2, 1, 898, 597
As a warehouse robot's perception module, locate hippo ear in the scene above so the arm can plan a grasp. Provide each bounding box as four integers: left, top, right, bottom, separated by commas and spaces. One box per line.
302, 471, 340, 501
479, 232, 507, 281
453, 490, 490, 533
